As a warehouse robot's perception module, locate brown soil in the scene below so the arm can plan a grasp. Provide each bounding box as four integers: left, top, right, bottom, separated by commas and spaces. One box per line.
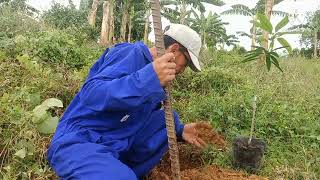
147, 122, 268, 180
195, 122, 226, 149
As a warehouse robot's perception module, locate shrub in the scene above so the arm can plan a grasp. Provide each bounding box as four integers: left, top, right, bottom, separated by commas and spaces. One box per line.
14, 30, 103, 70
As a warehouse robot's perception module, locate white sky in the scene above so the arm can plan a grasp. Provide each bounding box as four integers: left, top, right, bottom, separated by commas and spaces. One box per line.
27, 0, 320, 50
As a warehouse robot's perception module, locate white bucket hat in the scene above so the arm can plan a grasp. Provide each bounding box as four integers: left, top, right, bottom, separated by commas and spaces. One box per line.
164, 23, 202, 72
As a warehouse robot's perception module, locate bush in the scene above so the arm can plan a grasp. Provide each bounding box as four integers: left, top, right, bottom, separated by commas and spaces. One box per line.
42, 3, 87, 30
14, 30, 103, 69
42, 2, 100, 41
0, 7, 41, 38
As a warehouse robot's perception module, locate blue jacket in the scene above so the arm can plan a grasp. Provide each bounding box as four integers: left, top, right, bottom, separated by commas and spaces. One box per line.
48, 41, 184, 178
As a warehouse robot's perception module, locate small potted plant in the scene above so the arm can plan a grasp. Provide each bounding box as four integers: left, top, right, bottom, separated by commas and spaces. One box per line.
232, 96, 266, 173
232, 13, 296, 172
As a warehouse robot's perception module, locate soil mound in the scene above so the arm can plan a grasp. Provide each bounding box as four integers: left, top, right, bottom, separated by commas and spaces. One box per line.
180, 166, 267, 180
196, 122, 226, 149
147, 122, 268, 180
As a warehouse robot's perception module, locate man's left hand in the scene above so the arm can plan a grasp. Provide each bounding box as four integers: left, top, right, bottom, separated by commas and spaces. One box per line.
182, 123, 207, 148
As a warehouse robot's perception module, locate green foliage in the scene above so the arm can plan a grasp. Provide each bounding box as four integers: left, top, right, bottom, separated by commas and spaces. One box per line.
244, 14, 295, 72
190, 12, 235, 48
0, 6, 41, 39
43, 3, 88, 29
173, 56, 320, 178
1, 1, 319, 179
0, 0, 39, 15
42, 2, 100, 41
275, 15, 289, 32
0, 48, 93, 178
243, 46, 283, 72
292, 10, 320, 55
255, 13, 273, 34
13, 30, 103, 69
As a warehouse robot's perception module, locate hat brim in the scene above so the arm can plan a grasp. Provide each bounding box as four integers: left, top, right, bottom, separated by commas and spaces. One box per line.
187, 50, 201, 72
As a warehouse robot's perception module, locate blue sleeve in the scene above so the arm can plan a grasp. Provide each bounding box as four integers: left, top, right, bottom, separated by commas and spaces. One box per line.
79, 63, 166, 112
173, 110, 184, 141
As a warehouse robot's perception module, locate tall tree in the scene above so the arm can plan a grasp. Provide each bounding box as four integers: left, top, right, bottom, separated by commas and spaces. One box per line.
100, 0, 110, 46
128, 6, 135, 42
108, 0, 115, 44
291, 10, 320, 58
88, 0, 99, 27
311, 10, 320, 58
144, 9, 151, 44
263, 0, 274, 50
120, 0, 130, 41
222, 0, 287, 50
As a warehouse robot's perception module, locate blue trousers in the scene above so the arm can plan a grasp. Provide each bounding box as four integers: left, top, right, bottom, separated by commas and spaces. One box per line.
48, 110, 173, 180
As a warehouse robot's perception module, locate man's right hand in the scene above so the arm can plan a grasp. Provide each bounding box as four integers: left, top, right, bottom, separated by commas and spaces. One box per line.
152, 53, 176, 87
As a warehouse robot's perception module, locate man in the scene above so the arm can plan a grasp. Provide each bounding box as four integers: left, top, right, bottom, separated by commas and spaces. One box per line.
48, 23, 206, 179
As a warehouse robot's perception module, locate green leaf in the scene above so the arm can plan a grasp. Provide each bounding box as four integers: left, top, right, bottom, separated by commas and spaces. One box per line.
32, 98, 63, 123
14, 148, 26, 159
276, 31, 302, 36
257, 13, 273, 33
32, 105, 49, 121
242, 56, 258, 63
37, 116, 59, 134
272, 46, 287, 51
270, 52, 284, 72
275, 16, 289, 32
270, 51, 280, 58
243, 52, 261, 62
42, 98, 63, 108
270, 40, 275, 50
266, 54, 272, 71
277, 38, 292, 53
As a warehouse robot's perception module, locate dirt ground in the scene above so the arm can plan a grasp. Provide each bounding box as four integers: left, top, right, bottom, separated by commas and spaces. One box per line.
147, 122, 268, 180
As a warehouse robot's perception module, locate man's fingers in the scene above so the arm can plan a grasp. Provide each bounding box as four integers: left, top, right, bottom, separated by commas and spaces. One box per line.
193, 140, 204, 148
164, 68, 176, 75
198, 137, 207, 147
158, 53, 174, 62
167, 74, 176, 81
166, 62, 176, 69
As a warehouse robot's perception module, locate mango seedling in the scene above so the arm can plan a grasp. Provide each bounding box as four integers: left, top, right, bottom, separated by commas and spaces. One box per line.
243, 13, 298, 72
232, 96, 266, 173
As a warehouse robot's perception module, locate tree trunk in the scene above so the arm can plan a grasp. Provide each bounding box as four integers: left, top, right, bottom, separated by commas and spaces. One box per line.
144, 10, 150, 44
202, 30, 207, 48
259, 0, 273, 65
100, 1, 110, 46
251, 16, 257, 50
108, 0, 114, 44
180, 0, 187, 25
88, 0, 99, 27
128, 6, 134, 42
263, 0, 274, 50
314, 30, 318, 58
120, 2, 129, 42
251, 26, 256, 50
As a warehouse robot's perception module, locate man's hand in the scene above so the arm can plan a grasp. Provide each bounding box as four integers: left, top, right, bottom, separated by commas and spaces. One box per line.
152, 53, 176, 87
182, 123, 207, 148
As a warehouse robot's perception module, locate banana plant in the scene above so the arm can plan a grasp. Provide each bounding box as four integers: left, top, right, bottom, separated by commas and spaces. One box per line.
243, 13, 297, 72
189, 11, 228, 48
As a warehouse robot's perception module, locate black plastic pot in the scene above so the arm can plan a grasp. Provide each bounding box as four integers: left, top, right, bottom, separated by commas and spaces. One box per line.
232, 137, 267, 173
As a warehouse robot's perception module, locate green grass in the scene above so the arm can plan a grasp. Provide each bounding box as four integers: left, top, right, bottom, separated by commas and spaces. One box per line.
173, 55, 320, 179
1, 39, 320, 179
